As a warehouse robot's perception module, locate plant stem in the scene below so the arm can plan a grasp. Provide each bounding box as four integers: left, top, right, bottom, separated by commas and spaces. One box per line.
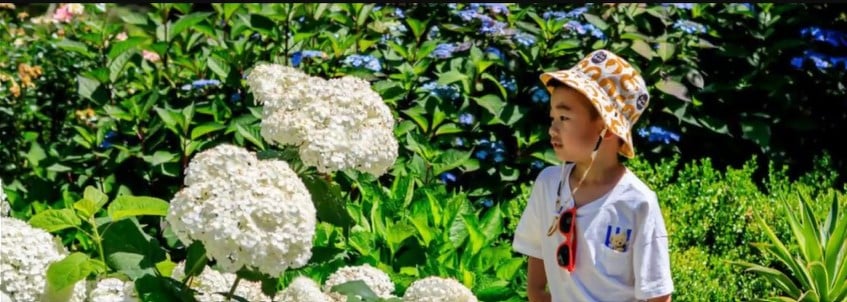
88, 219, 107, 264
226, 275, 242, 301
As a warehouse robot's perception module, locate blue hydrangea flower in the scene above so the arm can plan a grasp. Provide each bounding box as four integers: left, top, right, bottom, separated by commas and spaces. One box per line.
637, 125, 681, 144
791, 50, 847, 70
474, 149, 489, 160
230, 92, 241, 103
513, 32, 536, 47
564, 21, 605, 39
343, 54, 382, 72
431, 43, 456, 59
481, 3, 509, 15
485, 47, 505, 61
291, 50, 325, 67
181, 79, 221, 91
800, 26, 847, 48
478, 16, 507, 35
99, 131, 118, 149
395, 7, 405, 19
439, 172, 457, 183
543, 11, 568, 21
673, 20, 708, 34
565, 7, 588, 18
480, 198, 494, 208
500, 75, 517, 93
661, 3, 695, 10
458, 113, 474, 126
453, 137, 466, 147
457, 9, 479, 22
428, 26, 440, 39
421, 81, 461, 100
531, 86, 550, 104
531, 160, 545, 170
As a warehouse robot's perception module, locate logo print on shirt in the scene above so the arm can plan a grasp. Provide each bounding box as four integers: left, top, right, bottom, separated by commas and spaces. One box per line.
605, 225, 632, 252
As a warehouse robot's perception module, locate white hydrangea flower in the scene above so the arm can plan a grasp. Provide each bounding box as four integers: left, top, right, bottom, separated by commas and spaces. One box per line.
277, 276, 331, 302
171, 262, 271, 302
87, 278, 138, 302
246, 64, 399, 177
323, 264, 395, 300
1, 178, 9, 217
246, 63, 312, 110
166, 144, 316, 276
0, 217, 87, 302
402, 276, 477, 302
1, 291, 11, 302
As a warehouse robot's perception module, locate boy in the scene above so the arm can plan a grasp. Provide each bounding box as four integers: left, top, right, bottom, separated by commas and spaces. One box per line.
512, 50, 674, 302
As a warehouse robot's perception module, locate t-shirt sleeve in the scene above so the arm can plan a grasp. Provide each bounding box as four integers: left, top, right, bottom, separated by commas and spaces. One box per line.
512, 171, 549, 259
632, 191, 674, 300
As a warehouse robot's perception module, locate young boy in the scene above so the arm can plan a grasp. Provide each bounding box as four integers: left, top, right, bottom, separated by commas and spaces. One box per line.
512, 50, 673, 302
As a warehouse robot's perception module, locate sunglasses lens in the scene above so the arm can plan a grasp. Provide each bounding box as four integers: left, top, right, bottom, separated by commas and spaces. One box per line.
559, 212, 573, 233
557, 245, 570, 267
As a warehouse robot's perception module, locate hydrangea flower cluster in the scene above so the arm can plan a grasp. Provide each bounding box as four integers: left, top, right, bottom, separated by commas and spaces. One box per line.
1, 217, 87, 302
402, 276, 478, 302
246, 63, 399, 176
166, 144, 316, 276
322, 264, 395, 300
87, 278, 138, 302
171, 262, 271, 302
277, 276, 332, 302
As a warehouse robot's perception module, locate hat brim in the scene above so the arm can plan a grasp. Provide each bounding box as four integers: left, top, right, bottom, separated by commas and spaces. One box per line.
540, 70, 636, 158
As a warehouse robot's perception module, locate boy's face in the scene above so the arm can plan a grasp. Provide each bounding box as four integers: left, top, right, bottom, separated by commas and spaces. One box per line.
548, 86, 605, 162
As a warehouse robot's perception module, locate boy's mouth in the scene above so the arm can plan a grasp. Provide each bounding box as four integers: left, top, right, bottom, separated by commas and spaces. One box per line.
551, 140, 563, 149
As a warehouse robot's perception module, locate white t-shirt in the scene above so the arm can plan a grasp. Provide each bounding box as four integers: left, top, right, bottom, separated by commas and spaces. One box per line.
513, 163, 674, 302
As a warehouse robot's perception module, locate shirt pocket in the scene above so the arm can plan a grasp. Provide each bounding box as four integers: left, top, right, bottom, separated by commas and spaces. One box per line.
599, 246, 632, 278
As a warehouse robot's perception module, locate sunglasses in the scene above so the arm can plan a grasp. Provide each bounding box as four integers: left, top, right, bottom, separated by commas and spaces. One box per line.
554, 207, 577, 272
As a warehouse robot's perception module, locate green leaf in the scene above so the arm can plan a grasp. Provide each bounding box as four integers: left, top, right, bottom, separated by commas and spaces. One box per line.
182, 241, 208, 281
45, 253, 99, 297
437, 70, 469, 86
55, 39, 95, 58
582, 13, 609, 30
549, 39, 581, 54
84, 186, 109, 209
808, 261, 829, 301
405, 17, 428, 41
349, 230, 376, 257
107, 195, 169, 221
474, 94, 506, 117
142, 151, 178, 167
190, 122, 227, 139
301, 175, 353, 228
235, 123, 265, 150
135, 275, 198, 302
356, 3, 374, 27
330, 280, 379, 300
401, 106, 430, 133
222, 3, 242, 20
107, 37, 145, 61
207, 56, 231, 80
168, 12, 213, 41
731, 260, 803, 298
385, 221, 417, 257
77, 75, 102, 101
29, 209, 82, 233
432, 149, 472, 175
434, 123, 463, 136
109, 50, 134, 83
630, 39, 654, 60
463, 214, 485, 254
74, 198, 99, 219
655, 79, 690, 102
102, 219, 168, 280
656, 42, 675, 62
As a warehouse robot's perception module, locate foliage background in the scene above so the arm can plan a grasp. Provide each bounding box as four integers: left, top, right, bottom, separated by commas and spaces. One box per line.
1, 3, 846, 301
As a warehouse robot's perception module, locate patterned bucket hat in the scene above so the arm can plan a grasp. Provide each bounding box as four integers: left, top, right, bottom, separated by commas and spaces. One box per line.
539, 49, 650, 158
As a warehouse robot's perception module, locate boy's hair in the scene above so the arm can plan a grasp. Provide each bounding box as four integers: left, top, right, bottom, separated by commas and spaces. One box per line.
539, 50, 650, 158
